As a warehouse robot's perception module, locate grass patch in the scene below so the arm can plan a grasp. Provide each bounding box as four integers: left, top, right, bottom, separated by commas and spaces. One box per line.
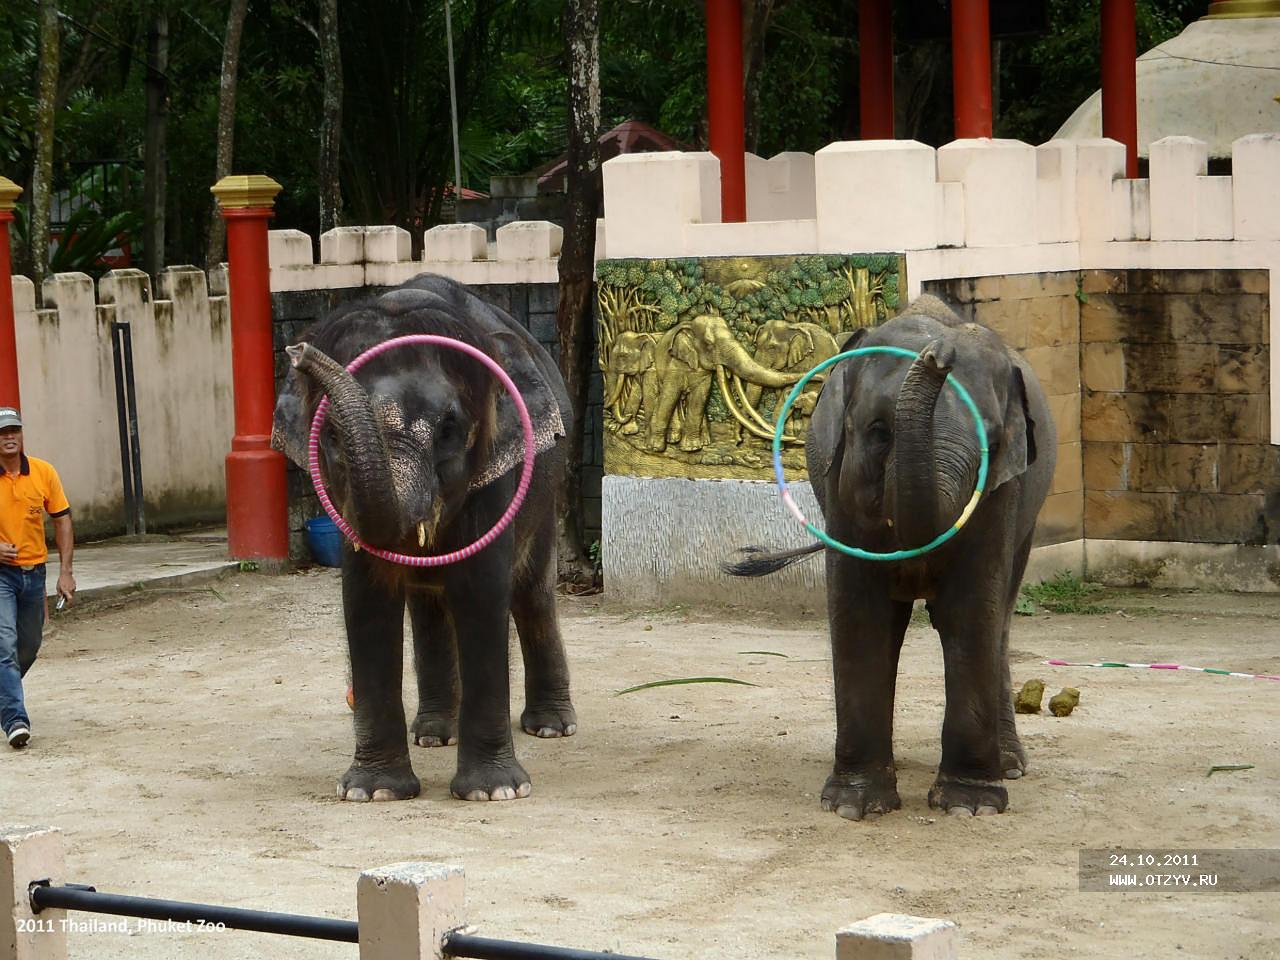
1020, 571, 1110, 615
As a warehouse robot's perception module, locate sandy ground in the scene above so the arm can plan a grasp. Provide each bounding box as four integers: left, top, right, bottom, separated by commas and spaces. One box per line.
2, 569, 1278, 960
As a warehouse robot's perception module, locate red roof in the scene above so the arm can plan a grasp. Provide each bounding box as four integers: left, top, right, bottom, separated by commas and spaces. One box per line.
532, 120, 691, 189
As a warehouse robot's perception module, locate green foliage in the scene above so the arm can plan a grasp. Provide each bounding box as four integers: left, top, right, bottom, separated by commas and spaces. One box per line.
1020, 571, 1108, 615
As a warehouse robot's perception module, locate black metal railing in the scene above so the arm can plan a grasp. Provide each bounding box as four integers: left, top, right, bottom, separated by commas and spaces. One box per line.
29, 881, 663, 960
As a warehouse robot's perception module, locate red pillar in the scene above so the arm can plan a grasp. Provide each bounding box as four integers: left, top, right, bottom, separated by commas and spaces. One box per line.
705, 0, 746, 223
1101, 0, 1139, 178
951, 0, 993, 138
859, 0, 894, 139
211, 175, 289, 563
0, 178, 22, 410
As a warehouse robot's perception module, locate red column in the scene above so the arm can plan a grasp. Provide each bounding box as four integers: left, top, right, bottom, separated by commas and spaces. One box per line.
859, 0, 894, 139
951, 0, 993, 138
0, 178, 22, 410
1101, 0, 1139, 178
211, 175, 289, 563
705, 0, 746, 223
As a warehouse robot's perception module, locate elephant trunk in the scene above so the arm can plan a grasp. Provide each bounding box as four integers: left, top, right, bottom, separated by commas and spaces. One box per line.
287, 342, 401, 545
891, 341, 953, 551
721, 340, 799, 389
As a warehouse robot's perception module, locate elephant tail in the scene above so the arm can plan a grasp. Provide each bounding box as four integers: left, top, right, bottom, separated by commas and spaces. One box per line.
721, 542, 822, 577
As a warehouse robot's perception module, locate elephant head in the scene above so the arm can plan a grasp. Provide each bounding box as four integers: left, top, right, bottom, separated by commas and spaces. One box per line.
603, 331, 658, 433
741, 320, 841, 441
814, 295, 1042, 552
272, 277, 567, 553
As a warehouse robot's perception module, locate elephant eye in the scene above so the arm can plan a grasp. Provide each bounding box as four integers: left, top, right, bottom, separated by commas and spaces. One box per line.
866, 421, 891, 447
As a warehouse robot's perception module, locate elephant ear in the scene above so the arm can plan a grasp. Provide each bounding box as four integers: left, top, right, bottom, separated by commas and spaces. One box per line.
989, 361, 1038, 492
808, 327, 868, 480
672, 327, 700, 369
785, 328, 816, 369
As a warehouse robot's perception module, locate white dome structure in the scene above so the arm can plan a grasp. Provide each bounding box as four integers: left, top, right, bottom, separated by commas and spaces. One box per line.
1053, 4, 1280, 160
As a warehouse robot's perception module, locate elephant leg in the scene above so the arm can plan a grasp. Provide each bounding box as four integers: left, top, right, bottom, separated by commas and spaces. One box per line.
512, 511, 577, 739
926, 562, 1015, 816
823, 552, 911, 821
998, 532, 1035, 778
619, 379, 643, 435
408, 590, 459, 748
679, 375, 713, 452
442, 529, 530, 801
648, 382, 682, 452
338, 552, 420, 802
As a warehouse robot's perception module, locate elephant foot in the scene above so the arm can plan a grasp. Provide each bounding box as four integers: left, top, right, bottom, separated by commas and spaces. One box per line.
521, 701, 578, 739
450, 757, 532, 802
678, 438, 704, 452
927, 776, 1008, 816
338, 762, 421, 802
1001, 738, 1028, 780
620, 422, 639, 436
648, 438, 667, 453
820, 769, 901, 822
412, 711, 458, 748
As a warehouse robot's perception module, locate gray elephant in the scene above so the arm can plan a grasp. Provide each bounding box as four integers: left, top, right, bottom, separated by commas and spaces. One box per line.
739, 319, 841, 442
272, 274, 576, 803
726, 294, 1056, 819
649, 314, 800, 453
603, 331, 658, 436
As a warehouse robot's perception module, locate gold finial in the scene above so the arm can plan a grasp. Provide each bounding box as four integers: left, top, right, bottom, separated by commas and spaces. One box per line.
0, 177, 23, 213
1203, 0, 1280, 17
210, 175, 283, 210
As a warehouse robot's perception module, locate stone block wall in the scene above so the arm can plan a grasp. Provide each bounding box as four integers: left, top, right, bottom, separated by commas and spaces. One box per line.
923, 272, 1084, 546
1080, 268, 1277, 545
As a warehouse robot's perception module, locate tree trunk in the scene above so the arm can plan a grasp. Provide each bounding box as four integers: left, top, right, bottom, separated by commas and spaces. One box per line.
30, 0, 61, 297
144, 5, 169, 280
555, 0, 601, 588
318, 0, 343, 233
205, 0, 249, 268
741, 0, 776, 155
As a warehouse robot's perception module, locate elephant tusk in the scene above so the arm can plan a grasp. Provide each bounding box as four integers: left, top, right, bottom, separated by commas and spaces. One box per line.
730, 372, 778, 434
418, 521, 427, 548
716, 367, 796, 444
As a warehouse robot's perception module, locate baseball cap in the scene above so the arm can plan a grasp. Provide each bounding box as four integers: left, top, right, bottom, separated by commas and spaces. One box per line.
0, 408, 22, 429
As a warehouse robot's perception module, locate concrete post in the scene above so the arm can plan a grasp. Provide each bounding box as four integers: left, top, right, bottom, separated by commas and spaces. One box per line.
836, 914, 958, 960
357, 862, 466, 960
1, 826, 67, 960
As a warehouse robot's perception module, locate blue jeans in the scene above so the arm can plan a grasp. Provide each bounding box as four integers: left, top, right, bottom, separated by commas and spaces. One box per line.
0, 564, 46, 734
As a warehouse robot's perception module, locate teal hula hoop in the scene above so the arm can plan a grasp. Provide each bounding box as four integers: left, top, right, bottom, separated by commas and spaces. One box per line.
772, 345, 989, 561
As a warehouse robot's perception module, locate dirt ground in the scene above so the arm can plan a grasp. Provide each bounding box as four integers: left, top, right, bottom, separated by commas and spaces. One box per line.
3, 569, 1278, 960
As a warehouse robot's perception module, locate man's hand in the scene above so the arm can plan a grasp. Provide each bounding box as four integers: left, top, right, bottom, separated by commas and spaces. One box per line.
0, 542, 16, 563
56, 571, 76, 607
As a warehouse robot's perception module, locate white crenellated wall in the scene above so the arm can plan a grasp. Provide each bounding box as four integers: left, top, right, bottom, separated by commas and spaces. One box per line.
599, 133, 1280, 444
268, 219, 565, 293
11, 268, 234, 536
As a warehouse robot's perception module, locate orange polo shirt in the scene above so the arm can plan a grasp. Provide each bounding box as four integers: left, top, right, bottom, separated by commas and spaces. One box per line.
0, 455, 71, 566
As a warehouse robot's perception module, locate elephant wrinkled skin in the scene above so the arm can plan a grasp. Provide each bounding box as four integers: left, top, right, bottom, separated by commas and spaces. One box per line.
726, 294, 1056, 820
272, 274, 576, 803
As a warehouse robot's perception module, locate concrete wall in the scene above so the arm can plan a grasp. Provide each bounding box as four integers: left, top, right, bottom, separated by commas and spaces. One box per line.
598, 133, 1280, 605
11, 268, 233, 538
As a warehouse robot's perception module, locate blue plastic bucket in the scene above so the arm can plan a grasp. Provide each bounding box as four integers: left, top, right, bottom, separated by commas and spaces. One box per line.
304, 515, 344, 567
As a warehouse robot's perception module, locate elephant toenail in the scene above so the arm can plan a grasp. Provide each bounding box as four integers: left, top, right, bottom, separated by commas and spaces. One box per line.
976, 805, 1000, 816
345, 788, 371, 802
516, 782, 532, 798
372, 789, 398, 801
947, 806, 973, 817
835, 805, 864, 821
1004, 768, 1023, 779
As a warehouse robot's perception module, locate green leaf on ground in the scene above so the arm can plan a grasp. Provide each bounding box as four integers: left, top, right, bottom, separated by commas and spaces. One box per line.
615, 677, 758, 696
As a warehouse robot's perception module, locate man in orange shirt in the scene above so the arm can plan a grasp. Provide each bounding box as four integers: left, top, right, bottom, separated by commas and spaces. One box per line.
0, 407, 76, 749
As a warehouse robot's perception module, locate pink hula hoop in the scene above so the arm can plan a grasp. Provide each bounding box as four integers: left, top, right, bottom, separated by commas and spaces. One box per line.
307, 334, 536, 566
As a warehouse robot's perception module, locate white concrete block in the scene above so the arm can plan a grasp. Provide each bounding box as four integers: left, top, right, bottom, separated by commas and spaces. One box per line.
1036, 140, 1080, 243
816, 140, 939, 252
357, 862, 465, 960
207, 264, 229, 297
1231, 134, 1280, 241
746, 151, 817, 221
1112, 178, 1150, 242
836, 914, 958, 960
684, 219, 818, 257
320, 226, 366, 265
495, 220, 563, 261
98, 268, 153, 307
364, 225, 412, 263
937, 138, 1037, 247
423, 223, 487, 263
1, 825, 68, 960
1074, 139, 1126, 242
594, 218, 607, 262
936, 181, 964, 248
270, 263, 365, 292
602, 152, 721, 258
1195, 176, 1234, 240
40, 273, 94, 312
268, 229, 314, 267
1149, 136, 1206, 241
